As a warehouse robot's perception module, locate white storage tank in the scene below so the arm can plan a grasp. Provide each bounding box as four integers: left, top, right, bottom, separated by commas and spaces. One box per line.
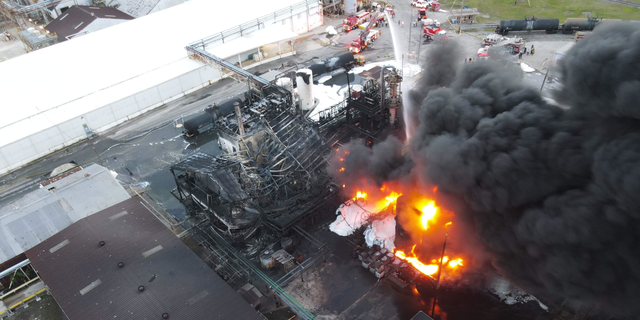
296, 69, 314, 111
276, 77, 294, 93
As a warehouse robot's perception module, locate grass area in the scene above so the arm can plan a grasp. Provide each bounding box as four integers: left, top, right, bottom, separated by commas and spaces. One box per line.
438, 0, 640, 22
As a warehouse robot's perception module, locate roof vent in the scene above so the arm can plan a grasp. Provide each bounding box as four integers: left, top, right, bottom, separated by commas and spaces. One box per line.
117, 262, 124, 268
162, 313, 169, 319
99, 241, 106, 246
138, 285, 145, 292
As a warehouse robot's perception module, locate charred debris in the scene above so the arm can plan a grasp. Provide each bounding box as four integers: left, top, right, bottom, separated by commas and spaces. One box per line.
169, 49, 405, 300
171, 84, 336, 242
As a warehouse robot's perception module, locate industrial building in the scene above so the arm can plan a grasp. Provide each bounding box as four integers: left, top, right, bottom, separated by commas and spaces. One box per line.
0, 0, 323, 176
25, 197, 265, 320
0, 164, 130, 266
44, 5, 134, 41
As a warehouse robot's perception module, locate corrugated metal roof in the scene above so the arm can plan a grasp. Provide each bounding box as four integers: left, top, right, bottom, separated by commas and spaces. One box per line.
411, 311, 435, 320
45, 5, 134, 41
0, 164, 130, 265
26, 197, 265, 320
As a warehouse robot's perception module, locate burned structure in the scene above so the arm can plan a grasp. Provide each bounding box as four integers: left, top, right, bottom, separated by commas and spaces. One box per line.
171, 82, 335, 241
318, 65, 403, 139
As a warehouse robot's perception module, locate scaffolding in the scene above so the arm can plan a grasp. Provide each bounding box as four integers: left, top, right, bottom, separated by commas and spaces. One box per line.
0, 0, 60, 28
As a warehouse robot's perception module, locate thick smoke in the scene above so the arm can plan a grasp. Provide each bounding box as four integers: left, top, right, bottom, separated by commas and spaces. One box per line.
336, 23, 640, 313
406, 39, 462, 136
331, 136, 412, 187
411, 23, 640, 313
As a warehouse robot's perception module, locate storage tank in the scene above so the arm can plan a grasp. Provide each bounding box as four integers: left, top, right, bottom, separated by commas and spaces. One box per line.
276, 77, 294, 93
296, 69, 314, 111
345, 0, 357, 14
497, 18, 559, 34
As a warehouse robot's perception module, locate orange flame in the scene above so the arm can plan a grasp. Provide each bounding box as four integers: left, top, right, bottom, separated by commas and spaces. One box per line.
395, 250, 439, 277
445, 221, 452, 227
420, 201, 438, 230
448, 258, 463, 268
340, 158, 345, 162
384, 192, 402, 204
353, 191, 367, 201
339, 167, 345, 172
342, 184, 346, 188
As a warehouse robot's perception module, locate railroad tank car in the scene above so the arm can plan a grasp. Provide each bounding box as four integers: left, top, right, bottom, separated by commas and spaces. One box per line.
182, 96, 244, 136
561, 18, 599, 33
497, 18, 559, 34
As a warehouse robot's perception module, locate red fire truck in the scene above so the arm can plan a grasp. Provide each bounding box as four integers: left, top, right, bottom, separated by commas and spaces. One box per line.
349, 12, 381, 53
343, 11, 371, 32
423, 25, 441, 38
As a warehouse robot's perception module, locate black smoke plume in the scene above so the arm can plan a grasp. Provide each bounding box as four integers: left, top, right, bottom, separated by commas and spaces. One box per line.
335, 23, 640, 314
406, 39, 462, 136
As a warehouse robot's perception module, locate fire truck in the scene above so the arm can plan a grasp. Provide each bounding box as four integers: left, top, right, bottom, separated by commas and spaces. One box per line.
349, 12, 381, 54
343, 11, 371, 32
418, 7, 427, 21
423, 25, 441, 38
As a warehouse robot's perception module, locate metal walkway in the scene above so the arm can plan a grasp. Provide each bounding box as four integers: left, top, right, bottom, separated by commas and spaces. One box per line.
186, 45, 271, 89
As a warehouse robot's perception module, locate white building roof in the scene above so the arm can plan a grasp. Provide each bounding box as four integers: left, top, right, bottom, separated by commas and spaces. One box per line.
0, 0, 303, 148
0, 164, 130, 264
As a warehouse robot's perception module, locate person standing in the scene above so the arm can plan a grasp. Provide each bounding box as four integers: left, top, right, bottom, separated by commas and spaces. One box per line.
530, 44, 535, 55
401, 21, 404, 28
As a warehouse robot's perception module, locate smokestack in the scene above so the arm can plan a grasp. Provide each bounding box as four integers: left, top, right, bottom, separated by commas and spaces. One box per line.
234, 102, 245, 136
296, 69, 314, 111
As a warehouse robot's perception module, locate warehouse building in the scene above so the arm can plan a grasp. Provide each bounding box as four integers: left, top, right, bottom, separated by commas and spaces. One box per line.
0, 0, 323, 175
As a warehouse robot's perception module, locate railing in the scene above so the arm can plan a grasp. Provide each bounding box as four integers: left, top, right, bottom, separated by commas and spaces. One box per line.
187, 0, 319, 50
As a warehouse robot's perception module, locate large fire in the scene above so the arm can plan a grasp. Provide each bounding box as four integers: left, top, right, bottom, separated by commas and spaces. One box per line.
347, 185, 465, 280
393, 196, 465, 279
334, 149, 466, 281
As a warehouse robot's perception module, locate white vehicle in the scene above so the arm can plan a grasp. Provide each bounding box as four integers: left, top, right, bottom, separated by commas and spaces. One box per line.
422, 18, 441, 27
411, 0, 428, 7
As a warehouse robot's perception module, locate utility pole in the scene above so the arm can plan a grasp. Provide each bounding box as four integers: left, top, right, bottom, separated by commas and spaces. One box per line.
540, 68, 549, 93
88, 135, 103, 166
458, 0, 464, 34
407, 7, 414, 60
416, 10, 423, 64
431, 233, 448, 318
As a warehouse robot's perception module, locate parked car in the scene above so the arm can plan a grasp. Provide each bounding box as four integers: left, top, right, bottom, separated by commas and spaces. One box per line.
411, 0, 428, 8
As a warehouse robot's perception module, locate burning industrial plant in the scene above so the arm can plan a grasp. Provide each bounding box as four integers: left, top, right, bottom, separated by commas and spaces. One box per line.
329, 22, 640, 315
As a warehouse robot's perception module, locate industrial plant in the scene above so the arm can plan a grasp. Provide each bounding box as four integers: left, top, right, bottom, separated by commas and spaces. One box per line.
1, 0, 638, 318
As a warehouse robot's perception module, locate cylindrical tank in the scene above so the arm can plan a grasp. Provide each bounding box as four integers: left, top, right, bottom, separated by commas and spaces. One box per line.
498, 20, 527, 34
308, 63, 327, 77
276, 77, 293, 93
296, 69, 314, 111
276, 77, 294, 104
562, 18, 598, 33
280, 237, 293, 253
183, 112, 216, 136
345, 0, 357, 14
532, 19, 559, 32
498, 18, 559, 34
260, 249, 276, 269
